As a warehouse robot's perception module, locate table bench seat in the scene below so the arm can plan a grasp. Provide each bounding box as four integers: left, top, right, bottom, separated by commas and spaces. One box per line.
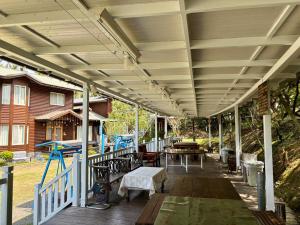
252, 210, 285, 225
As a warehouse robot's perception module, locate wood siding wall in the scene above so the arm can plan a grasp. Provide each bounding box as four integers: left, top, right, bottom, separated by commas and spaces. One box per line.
0, 77, 74, 152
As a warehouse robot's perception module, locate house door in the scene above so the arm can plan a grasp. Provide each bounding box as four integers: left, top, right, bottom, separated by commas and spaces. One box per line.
54, 127, 63, 141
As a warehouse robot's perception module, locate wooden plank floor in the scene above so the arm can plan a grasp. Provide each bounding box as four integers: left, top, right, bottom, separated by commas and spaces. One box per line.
44, 154, 228, 225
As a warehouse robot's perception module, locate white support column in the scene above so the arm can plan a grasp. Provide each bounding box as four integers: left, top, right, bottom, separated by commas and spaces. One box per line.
164, 116, 168, 139
235, 105, 241, 169
1, 166, 13, 225
218, 115, 222, 155
80, 83, 89, 207
263, 114, 275, 211
135, 104, 139, 152
155, 112, 158, 152
208, 118, 212, 148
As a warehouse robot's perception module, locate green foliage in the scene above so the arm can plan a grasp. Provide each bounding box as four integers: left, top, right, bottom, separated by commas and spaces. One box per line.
88, 148, 98, 156
0, 151, 13, 162
104, 100, 152, 142
0, 158, 7, 167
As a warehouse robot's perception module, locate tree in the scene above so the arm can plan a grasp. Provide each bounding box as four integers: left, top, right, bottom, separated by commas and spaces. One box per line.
105, 100, 152, 141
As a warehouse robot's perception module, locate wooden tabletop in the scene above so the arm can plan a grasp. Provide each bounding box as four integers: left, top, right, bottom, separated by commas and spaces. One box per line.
154, 196, 259, 225
170, 177, 241, 200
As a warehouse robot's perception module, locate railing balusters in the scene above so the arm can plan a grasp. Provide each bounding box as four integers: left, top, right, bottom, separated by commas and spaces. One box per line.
60, 175, 65, 207
54, 181, 59, 211
47, 185, 53, 217
41, 191, 46, 220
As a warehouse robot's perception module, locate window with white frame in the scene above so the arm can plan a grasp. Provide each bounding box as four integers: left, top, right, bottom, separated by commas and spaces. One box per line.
76, 125, 92, 141
14, 85, 26, 105
46, 127, 53, 140
0, 124, 9, 146
2, 84, 11, 105
50, 92, 65, 106
12, 125, 25, 145
26, 126, 29, 144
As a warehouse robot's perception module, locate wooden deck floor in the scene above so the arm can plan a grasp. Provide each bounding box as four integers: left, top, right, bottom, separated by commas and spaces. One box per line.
43, 154, 238, 225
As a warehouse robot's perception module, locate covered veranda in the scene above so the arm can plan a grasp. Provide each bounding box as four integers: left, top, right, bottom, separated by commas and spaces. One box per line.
0, 1, 300, 225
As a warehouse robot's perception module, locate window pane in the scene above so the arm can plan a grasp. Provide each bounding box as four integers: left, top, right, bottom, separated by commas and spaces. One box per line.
12, 125, 25, 145
50, 93, 65, 106
2, 84, 11, 104
27, 126, 29, 144
0, 125, 9, 146
89, 126, 92, 141
76, 126, 82, 141
14, 86, 26, 105
46, 127, 52, 140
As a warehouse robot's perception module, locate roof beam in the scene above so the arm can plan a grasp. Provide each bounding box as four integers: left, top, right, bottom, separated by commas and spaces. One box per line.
0, 39, 163, 114
215, 4, 296, 108
186, 0, 300, 13
193, 59, 276, 68
66, 58, 300, 71
0, 1, 180, 28
191, 35, 297, 49
194, 74, 262, 80
179, 0, 197, 116
32, 36, 295, 56
195, 83, 253, 89
213, 36, 300, 116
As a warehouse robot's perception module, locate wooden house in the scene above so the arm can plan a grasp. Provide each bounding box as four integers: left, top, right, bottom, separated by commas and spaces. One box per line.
0, 68, 110, 152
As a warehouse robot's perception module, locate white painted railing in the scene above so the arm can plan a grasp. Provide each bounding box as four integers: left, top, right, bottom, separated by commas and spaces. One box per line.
145, 137, 172, 152
0, 166, 13, 225
33, 154, 80, 225
32, 137, 172, 224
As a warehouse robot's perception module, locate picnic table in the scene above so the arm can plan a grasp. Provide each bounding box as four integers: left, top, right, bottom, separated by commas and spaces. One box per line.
165, 148, 205, 172
170, 177, 241, 199
154, 196, 259, 225
136, 177, 283, 225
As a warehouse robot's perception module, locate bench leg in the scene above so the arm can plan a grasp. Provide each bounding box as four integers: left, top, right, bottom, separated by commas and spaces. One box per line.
161, 181, 165, 193
127, 190, 130, 202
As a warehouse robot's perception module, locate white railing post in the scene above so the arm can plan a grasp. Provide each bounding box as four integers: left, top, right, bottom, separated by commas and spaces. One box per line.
135, 104, 139, 152
155, 112, 158, 152
33, 183, 41, 225
72, 153, 80, 207
235, 105, 241, 169
1, 166, 13, 225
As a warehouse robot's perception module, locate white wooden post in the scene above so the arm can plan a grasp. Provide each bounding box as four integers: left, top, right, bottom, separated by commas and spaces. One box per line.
135, 104, 139, 152
208, 118, 212, 148
155, 112, 158, 152
164, 116, 168, 139
33, 183, 41, 225
72, 153, 80, 207
81, 82, 89, 207
235, 105, 241, 169
218, 115, 222, 156
263, 114, 275, 211
1, 166, 13, 225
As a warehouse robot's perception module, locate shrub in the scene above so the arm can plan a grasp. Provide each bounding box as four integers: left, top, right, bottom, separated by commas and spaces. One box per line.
88, 148, 98, 155
0, 158, 7, 167
0, 151, 13, 162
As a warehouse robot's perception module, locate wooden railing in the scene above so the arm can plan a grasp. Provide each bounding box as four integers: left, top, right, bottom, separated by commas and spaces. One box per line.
0, 166, 13, 225
33, 154, 80, 225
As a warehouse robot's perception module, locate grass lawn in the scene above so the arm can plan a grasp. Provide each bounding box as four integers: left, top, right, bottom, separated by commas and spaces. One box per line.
1, 158, 72, 206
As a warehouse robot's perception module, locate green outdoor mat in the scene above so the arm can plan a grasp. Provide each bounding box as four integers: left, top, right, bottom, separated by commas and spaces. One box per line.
154, 196, 259, 225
